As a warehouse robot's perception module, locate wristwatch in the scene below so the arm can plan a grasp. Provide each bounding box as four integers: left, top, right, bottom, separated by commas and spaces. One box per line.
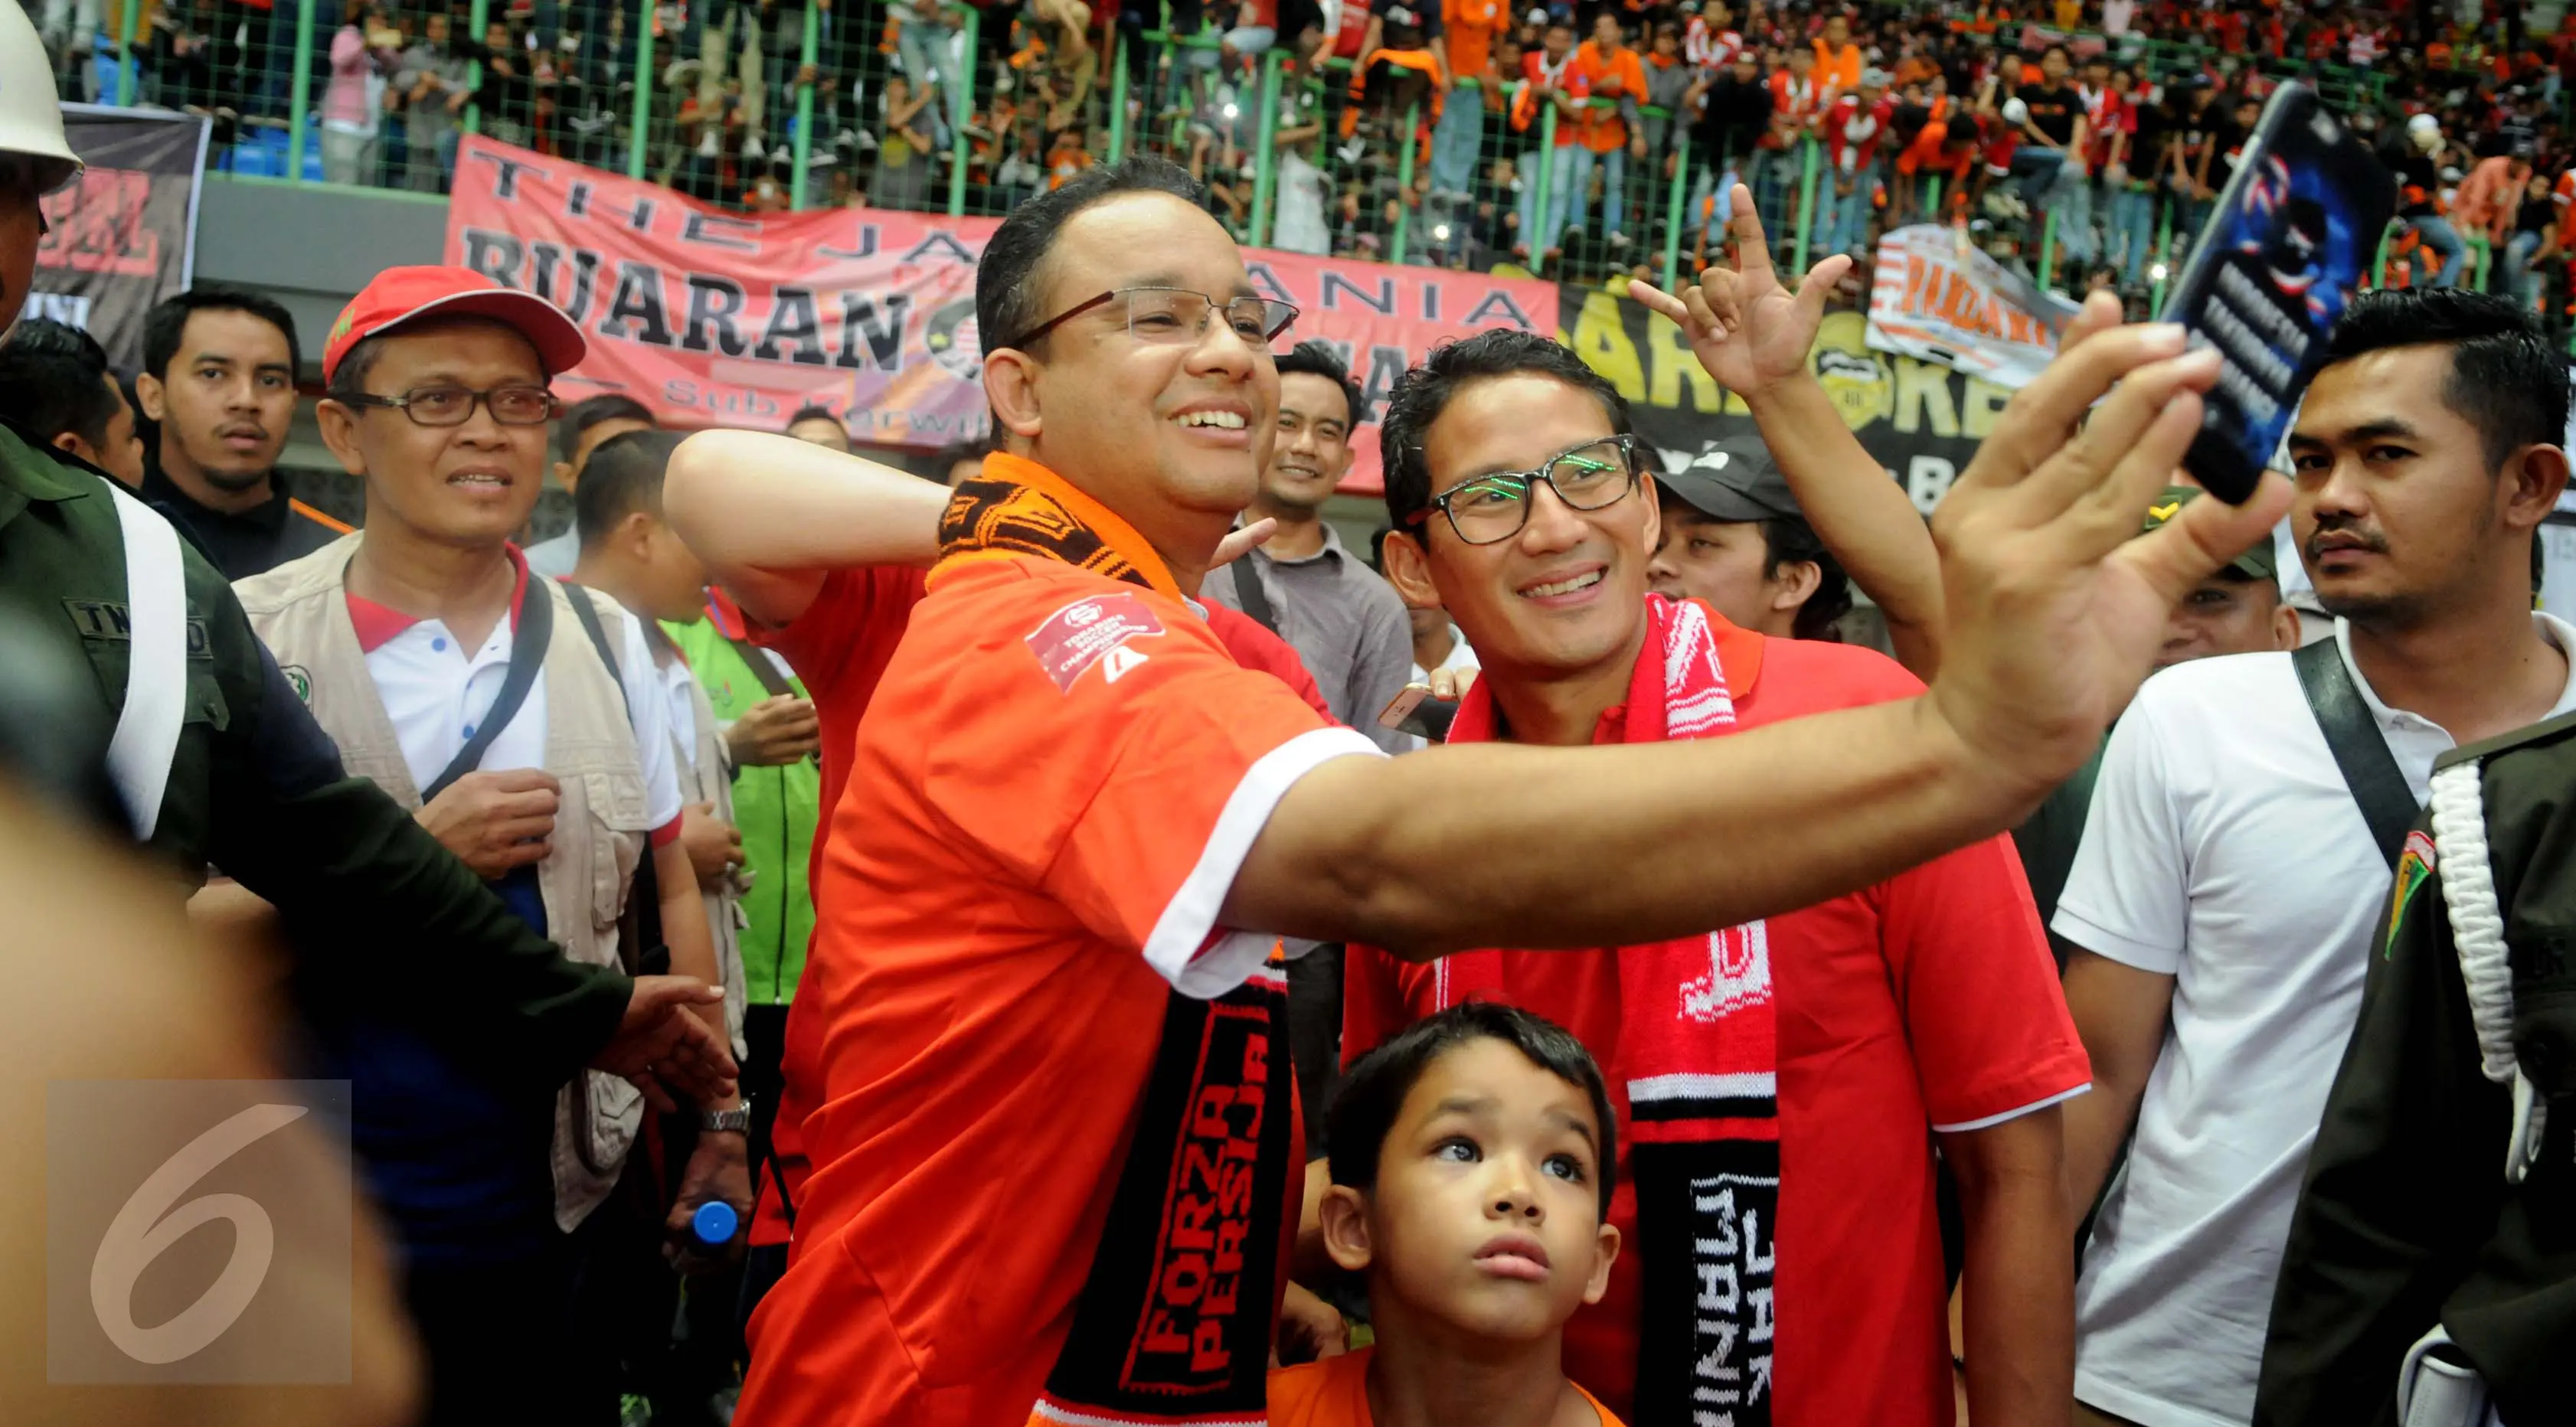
698, 1102, 751, 1134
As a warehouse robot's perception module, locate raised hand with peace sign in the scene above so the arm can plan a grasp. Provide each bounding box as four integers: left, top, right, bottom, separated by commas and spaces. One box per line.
1613, 184, 1950, 674
1624, 182, 1853, 400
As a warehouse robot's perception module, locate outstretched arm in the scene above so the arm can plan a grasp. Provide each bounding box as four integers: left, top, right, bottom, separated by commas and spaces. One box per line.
1629, 184, 1952, 677
1228, 309, 2290, 955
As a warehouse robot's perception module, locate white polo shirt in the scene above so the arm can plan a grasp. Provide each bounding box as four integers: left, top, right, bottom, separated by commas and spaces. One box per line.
655, 638, 701, 768
2054, 613, 2576, 1427
348, 554, 686, 846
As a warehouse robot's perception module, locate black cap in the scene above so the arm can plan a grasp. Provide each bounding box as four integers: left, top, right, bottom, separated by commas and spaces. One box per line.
1656, 431, 1804, 524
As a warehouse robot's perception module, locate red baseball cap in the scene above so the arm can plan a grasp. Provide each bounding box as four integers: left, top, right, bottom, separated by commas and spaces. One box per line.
322, 266, 587, 385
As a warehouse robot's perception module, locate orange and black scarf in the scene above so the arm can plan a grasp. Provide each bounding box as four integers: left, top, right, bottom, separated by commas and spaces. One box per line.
945, 456, 1295, 1427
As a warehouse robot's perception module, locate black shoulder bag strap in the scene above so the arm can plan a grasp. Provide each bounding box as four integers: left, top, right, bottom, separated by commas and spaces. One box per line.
1229, 553, 1280, 634
419, 573, 552, 806
2293, 637, 2419, 870
725, 635, 798, 699
557, 580, 670, 977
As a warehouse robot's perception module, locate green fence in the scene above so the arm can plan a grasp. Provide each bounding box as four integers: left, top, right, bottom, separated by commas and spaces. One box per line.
26, 2, 2557, 325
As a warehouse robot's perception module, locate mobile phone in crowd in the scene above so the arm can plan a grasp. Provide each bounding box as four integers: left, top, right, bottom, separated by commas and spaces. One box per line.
2159, 81, 2396, 505
1376, 682, 1460, 741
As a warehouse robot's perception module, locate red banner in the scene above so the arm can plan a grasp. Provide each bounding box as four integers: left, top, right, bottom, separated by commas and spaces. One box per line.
443, 137, 1556, 492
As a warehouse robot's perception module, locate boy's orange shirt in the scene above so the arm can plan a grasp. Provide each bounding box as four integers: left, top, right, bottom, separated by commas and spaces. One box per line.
1270, 1348, 1632, 1427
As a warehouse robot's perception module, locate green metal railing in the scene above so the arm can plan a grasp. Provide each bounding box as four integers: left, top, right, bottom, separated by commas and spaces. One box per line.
50, 2, 2559, 328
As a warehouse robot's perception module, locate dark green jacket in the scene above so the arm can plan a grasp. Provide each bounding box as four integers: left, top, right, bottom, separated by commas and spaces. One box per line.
2255, 712, 2576, 1427
0, 421, 630, 1086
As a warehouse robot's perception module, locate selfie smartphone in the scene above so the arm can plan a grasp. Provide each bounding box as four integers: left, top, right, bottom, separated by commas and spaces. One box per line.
2160, 82, 2396, 504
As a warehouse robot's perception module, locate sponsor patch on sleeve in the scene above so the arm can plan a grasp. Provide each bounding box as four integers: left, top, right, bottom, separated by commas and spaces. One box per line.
1025, 593, 1165, 693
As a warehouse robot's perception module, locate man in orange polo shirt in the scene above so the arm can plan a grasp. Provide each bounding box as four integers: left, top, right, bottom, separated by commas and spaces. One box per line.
658, 426, 1338, 1342
1555, 8, 1650, 253
728, 153, 2290, 1426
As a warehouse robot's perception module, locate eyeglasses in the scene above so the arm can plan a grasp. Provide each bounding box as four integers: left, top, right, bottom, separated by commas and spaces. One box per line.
1002, 286, 1301, 353
336, 384, 561, 427
1406, 435, 1641, 546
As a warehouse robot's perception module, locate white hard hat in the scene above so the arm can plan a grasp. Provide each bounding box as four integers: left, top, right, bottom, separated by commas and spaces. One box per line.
2405, 112, 2439, 136
0, 1, 80, 194
2002, 96, 2029, 126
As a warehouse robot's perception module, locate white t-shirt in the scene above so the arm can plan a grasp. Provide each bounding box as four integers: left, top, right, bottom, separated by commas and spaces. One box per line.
353, 572, 686, 838
2054, 614, 2576, 1427
1273, 151, 1331, 256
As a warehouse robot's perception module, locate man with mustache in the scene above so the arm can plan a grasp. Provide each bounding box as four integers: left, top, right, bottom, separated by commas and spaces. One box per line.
2055, 288, 2576, 1427
135, 287, 351, 579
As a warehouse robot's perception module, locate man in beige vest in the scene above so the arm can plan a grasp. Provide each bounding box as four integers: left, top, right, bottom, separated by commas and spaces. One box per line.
231, 266, 747, 1425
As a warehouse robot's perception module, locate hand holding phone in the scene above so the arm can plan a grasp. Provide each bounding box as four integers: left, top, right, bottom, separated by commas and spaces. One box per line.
2159, 83, 2396, 504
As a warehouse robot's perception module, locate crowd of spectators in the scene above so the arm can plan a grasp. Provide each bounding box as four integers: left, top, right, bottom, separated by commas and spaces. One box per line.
30, 0, 2576, 325
14, 0, 2576, 1407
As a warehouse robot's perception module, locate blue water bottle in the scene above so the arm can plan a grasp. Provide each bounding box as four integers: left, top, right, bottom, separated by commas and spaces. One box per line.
691, 1200, 738, 1248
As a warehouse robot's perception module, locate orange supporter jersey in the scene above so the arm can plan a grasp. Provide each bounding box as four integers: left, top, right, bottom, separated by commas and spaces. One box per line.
734, 456, 1380, 1427
1443, 0, 1504, 80
1813, 39, 1862, 92
1571, 41, 1648, 151
742, 564, 929, 1249
1270, 1347, 1633, 1426
1521, 50, 1590, 143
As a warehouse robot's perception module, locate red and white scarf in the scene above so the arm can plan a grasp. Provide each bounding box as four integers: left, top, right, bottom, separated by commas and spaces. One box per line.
1431, 594, 1781, 1425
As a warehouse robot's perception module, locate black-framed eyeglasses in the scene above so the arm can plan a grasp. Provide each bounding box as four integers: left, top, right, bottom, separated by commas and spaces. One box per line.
336, 384, 561, 428
1002, 286, 1301, 353
1404, 435, 1642, 546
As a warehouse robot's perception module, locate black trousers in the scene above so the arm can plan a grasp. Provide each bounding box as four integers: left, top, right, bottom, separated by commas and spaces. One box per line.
402, 1229, 603, 1427
1287, 942, 1345, 1158
741, 1003, 791, 1177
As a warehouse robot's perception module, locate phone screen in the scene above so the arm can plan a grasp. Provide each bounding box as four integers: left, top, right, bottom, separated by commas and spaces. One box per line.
2162, 83, 2397, 504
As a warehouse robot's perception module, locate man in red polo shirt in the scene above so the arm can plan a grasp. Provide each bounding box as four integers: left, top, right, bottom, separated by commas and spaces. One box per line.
724, 155, 2287, 1427
1354, 219, 2091, 1422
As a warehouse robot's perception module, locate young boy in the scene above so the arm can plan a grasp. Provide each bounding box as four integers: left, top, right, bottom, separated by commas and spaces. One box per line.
566, 429, 750, 1060
1273, 1002, 1628, 1427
